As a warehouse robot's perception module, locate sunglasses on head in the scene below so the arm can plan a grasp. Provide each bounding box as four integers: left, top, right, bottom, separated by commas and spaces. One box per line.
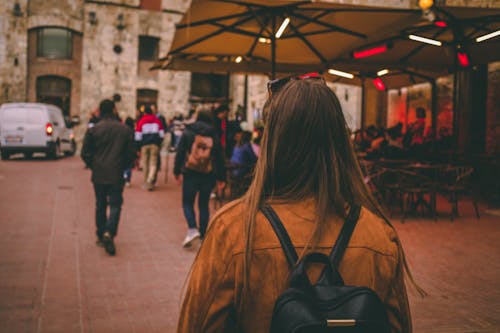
267, 72, 324, 95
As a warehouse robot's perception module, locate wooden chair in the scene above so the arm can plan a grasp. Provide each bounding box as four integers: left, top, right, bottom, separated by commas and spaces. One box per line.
396, 169, 438, 223
370, 167, 405, 218
438, 166, 480, 221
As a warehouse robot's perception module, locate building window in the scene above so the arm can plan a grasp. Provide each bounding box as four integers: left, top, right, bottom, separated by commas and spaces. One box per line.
140, 0, 162, 11
37, 28, 73, 59
139, 36, 160, 61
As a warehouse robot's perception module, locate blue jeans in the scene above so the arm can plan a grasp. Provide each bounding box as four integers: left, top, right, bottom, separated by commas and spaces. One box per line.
93, 183, 124, 238
182, 173, 216, 238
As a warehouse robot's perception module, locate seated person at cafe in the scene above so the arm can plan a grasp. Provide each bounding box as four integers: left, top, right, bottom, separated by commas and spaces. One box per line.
384, 122, 406, 159
403, 107, 433, 158
365, 125, 386, 159
230, 131, 257, 179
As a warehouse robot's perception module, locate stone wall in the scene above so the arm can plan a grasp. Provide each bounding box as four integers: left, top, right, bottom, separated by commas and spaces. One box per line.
229, 74, 246, 118
329, 83, 362, 131
80, 2, 136, 127
27, 0, 84, 32
246, 74, 268, 129
78, 1, 190, 141
1, 0, 191, 143
0, 0, 29, 105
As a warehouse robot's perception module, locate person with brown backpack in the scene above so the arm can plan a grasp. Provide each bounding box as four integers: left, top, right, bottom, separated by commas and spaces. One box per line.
174, 110, 226, 248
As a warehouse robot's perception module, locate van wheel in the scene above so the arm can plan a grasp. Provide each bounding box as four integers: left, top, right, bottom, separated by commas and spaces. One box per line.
1, 151, 10, 160
64, 140, 77, 156
47, 143, 61, 160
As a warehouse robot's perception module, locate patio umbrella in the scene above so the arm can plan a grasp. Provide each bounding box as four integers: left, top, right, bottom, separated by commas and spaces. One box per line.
331, 6, 500, 71
155, 0, 424, 78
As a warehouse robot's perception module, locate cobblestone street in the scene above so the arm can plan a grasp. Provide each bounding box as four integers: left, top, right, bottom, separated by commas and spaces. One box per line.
0, 156, 499, 333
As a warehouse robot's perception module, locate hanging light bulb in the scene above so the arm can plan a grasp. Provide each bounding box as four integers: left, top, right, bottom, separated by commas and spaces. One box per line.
418, 0, 434, 10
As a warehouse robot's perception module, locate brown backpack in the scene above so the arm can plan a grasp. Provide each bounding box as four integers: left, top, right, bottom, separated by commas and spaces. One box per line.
185, 134, 214, 173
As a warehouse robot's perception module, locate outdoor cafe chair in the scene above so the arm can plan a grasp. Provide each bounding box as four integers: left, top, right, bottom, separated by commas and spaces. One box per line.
437, 166, 480, 221
396, 169, 438, 223
368, 167, 404, 218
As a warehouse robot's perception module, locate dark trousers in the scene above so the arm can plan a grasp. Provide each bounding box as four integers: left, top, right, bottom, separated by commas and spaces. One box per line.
182, 173, 216, 238
93, 183, 124, 238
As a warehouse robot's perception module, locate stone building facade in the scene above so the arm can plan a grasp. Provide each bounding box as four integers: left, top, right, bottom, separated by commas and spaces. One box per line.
0, 0, 191, 142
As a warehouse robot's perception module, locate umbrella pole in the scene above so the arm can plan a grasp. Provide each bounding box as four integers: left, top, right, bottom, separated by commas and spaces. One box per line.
271, 15, 276, 79
271, 40, 276, 79
361, 78, 366, 133
431, 79, 437, 146
244, 74, 248, 120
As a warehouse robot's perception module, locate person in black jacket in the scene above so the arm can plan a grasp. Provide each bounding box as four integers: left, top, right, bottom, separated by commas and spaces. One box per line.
81, 99, 136, 256
174, 110, 226, 247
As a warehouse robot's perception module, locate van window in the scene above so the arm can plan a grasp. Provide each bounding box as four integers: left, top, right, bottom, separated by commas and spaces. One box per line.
1, 108, 45, 124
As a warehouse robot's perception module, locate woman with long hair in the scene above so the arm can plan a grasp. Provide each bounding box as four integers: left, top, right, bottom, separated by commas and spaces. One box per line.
177, 75, 420, 333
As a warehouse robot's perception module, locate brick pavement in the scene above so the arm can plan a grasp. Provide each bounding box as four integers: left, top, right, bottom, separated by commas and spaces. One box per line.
0, 155, 499, 333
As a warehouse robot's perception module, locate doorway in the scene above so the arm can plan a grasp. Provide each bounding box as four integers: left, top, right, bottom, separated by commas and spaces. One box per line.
136, 89, 158, 111
36, 76, 71, 117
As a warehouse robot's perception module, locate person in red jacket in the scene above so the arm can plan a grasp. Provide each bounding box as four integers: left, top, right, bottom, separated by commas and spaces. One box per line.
135, 105, 164, 191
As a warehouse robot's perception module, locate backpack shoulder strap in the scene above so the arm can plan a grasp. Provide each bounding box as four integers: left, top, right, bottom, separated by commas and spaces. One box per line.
260, 204, 361, 273
329, 204, 362, 267
260, 205, 298, 269
317, 204, 361, 285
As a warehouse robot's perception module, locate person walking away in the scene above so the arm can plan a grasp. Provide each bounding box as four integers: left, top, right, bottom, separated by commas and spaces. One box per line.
213, 104, 229, 157
135, 105, 165, 191
174, 110, 226, 247
177, 75, 422, 332
151, 105, 167, 185
170, 114, 185, 150
123, 116, 136, 186
81, 99, 136, 256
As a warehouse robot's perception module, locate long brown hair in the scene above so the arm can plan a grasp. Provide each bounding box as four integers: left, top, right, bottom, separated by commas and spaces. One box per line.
240, 78, 423, 306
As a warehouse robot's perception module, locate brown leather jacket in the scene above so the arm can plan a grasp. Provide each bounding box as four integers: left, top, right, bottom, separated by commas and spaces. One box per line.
177, 199, 412, 333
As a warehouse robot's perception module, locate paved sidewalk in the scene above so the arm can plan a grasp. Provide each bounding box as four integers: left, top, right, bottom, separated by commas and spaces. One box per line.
0, 156, 499, 333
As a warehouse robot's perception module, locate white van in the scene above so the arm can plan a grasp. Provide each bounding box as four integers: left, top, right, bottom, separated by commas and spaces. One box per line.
0, 103, 77, 160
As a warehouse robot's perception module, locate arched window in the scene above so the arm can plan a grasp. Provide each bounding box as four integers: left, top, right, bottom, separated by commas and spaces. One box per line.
36, 76, 71, 117
37, 27, 73, 59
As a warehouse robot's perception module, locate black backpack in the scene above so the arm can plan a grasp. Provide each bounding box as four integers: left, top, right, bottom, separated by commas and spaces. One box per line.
260, 204, 390, 333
